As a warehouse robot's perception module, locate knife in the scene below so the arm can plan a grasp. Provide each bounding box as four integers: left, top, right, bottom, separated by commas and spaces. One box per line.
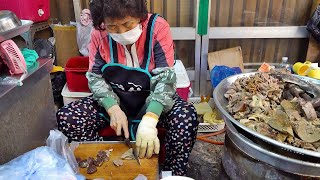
124, 138, 141, 165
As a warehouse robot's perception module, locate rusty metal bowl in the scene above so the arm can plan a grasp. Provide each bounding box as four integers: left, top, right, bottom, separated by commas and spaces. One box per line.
0, 11, 22, 33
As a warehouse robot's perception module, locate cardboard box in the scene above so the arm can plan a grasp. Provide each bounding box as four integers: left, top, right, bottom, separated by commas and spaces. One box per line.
53, 25, 80, 67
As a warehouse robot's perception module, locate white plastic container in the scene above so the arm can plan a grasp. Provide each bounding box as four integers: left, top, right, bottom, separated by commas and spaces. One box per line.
174, 60, 191, 100
61, 84, 92, 105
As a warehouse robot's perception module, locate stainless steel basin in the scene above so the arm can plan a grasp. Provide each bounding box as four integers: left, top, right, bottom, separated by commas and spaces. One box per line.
213, 72, 320, 176
0, 10, 22, 33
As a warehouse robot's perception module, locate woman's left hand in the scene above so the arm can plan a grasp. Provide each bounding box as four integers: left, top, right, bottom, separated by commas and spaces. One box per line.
136, 112, 160, 158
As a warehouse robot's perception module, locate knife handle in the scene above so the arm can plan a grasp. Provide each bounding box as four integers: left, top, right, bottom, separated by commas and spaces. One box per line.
124, 138, 133, 148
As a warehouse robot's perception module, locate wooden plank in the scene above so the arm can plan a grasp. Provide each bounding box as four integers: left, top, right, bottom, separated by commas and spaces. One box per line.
210, 0, 218, 26
174, 40, 195, 68
263, 0, 283, 62
73, 0, 82, 23
241, 0, 257, 63
243, 0, 258, 26
294, 0, 313, 25
241, 39, 252, 63
251, 0, 269, 63
85, 0, 90, 8
74, 143, 158, 180
178, 0, 194, 67
57, 1, 76, 24
282, 0, 297, 26
268, 0, 284, 26
289, 0, 309, 63
255, 0, 270, 26
146, 0, 151, 12
180, 0, 193, 26
218, 0, 230, 27
230, 0, 244, 26
276, 0, 297, 63
229, 0, 244, 48
216, 0, 231, 50
306, 0, 320, 62
153, 0, 164, 15
165, 0, 177, 26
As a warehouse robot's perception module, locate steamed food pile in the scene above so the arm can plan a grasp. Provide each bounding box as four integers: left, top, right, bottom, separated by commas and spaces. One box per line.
225, 73, 320, 152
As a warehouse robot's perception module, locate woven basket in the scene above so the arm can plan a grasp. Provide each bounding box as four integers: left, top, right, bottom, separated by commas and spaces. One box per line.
188, 97, 225, 133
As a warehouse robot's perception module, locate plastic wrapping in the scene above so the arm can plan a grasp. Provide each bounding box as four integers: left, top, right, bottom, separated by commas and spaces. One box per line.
76, 22, 93, 56
210, 65, 242, 88
307, 5, 320, 42
0, 76, 23, 86
46, 130, 80, 174
0, 130, 84, 180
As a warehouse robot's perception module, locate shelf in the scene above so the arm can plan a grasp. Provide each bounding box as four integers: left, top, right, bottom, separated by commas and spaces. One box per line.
0, 20, 33, 42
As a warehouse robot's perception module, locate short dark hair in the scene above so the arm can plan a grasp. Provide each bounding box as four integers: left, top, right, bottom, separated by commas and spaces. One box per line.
90, 0, 148, 30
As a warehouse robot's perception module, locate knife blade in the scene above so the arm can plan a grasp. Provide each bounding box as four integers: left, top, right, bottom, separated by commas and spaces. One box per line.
124, 138, 141, 165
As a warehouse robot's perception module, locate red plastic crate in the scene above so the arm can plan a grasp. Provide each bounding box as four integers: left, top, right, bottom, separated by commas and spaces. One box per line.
0, 0, 50, 23
65, 56, 90, 92
176, 83, 190, 101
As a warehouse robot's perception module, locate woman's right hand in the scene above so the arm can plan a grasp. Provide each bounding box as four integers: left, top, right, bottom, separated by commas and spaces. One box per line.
107, 105, 129, 138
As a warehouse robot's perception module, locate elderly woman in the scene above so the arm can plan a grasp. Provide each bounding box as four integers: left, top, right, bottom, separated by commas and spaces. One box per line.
57, 0, 198, 175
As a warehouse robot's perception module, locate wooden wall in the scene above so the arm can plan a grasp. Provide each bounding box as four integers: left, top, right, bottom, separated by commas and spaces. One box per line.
209, 0, 313, 64
50, 0, 313, 66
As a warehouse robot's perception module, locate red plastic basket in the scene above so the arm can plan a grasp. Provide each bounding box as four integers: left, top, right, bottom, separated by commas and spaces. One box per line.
65, 56, 90, 92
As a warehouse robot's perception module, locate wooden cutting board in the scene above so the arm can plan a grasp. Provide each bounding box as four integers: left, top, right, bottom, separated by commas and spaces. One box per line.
74, 142, 159, 180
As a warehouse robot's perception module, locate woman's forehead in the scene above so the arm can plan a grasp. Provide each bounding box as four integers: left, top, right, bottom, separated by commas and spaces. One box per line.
104, 16, 138, 25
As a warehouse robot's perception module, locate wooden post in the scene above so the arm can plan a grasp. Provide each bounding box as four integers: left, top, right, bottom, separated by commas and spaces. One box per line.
306, 0, 320, 62
73, 0, 82, 23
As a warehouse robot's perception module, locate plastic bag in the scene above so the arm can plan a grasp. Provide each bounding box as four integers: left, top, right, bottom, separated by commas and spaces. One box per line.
46, 130, 80, 174
307, 5, 320, 42
211, 65, 242, 88
0, 130, 84, 180
0, 76, 23, 86
76, 22, 93, 56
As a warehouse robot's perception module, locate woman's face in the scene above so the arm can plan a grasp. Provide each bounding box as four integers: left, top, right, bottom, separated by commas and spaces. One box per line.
104, 16, 140, 34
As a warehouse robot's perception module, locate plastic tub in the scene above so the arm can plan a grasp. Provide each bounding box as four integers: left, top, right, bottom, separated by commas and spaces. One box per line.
65, 56, 90, 92
61, 84, 92, 105
174, 60, 191, 101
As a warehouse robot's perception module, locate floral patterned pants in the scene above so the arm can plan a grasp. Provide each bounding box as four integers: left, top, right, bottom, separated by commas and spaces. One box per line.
56, 94, 198, 176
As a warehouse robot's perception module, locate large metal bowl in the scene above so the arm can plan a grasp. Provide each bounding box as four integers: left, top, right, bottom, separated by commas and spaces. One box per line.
0, 10, 22, 33
213, 72, 320, 159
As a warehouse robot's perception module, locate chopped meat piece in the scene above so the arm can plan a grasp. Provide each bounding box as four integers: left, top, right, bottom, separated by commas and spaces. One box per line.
87, 157, 94, 165
300, 93, 312, 101
79, 159, 89, 168
312, 98, 320, 108
94, 157, 104, 167
298, 98, 317, 121
113, 159, 124, 167
121, 148, 135, 160
87, 164, 97, 174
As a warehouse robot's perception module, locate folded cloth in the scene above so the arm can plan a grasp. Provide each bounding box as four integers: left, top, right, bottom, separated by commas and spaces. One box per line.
21, 48, 39, 69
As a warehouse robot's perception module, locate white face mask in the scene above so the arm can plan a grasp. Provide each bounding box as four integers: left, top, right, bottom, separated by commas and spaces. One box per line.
109, 24, 142, 45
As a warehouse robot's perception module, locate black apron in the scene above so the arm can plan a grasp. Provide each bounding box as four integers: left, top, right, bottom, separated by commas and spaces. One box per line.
100, 14, 159, 140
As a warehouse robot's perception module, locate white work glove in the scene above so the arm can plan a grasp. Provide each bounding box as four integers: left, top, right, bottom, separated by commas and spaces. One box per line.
107, 105, 129, 138
136, 112, 160, 159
